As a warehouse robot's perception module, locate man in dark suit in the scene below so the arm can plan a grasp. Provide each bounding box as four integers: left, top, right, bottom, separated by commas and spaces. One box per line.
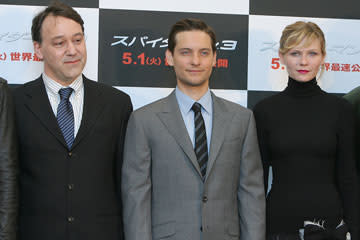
122, 18, 265, 240
344, 87, 360, 226
13, 2, 132, 240
0, 77, 18, 240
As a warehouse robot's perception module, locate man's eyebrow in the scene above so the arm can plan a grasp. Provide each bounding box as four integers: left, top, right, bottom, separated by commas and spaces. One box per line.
50, 35, 65, 41
73, 32, 84, 37
50, 32, 83, 41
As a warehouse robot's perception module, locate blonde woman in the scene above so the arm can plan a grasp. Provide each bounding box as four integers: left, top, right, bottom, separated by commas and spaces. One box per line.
254, 21, 359, 240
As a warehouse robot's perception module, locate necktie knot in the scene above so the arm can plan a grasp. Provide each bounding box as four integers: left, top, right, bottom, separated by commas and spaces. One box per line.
191, 102, 202, 113
59, 88, 73, 100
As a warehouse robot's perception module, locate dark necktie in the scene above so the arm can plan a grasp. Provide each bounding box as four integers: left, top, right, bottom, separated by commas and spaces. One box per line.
57, 88, 74, 149
191, 102, 208, 179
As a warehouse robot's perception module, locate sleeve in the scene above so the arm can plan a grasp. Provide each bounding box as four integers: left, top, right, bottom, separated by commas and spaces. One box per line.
115, 94, 133, 239
121, 111, 152, 240
238, 111, 266, 240
0, 80, 18, 240
253, 104, 271, 193
336, 100, 359, 240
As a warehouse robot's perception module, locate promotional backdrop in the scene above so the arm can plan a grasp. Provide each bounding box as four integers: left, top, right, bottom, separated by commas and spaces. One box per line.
1, 0, 360, 110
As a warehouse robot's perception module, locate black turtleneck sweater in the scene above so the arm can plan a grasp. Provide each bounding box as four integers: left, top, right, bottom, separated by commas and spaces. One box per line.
253, 77, 359, 238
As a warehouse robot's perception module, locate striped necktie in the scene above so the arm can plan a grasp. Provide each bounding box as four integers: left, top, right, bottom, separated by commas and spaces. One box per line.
57, 88, 74, 149
191, 102, 208, 179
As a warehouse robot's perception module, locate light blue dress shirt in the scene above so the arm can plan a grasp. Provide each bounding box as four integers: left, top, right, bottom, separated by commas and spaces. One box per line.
175, 87, 213, 154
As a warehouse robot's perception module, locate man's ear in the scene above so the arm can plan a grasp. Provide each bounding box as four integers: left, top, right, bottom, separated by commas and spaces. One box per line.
212, 51, 217, 67
165, 49, 174, 66
33, 41, 44, 60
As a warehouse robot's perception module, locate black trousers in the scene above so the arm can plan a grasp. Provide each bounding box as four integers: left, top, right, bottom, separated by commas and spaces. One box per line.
267, 233, 301, 240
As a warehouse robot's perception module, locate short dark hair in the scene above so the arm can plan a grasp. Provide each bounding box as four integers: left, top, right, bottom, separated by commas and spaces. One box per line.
167, 18, 216, 53
31, 0, 84, 43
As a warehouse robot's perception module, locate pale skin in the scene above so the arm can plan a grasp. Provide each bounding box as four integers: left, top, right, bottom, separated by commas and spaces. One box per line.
166, 30, 217, 101
33, 15, 87, 86
279, 38, 325, 82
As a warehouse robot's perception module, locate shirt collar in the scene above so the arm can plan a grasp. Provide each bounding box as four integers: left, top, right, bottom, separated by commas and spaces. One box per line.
43, 73, 83, 96
175, 86, 212, 114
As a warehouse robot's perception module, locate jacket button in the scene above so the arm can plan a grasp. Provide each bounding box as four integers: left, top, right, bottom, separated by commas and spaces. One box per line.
68, 152, 72, 157
68, 217, 74, 222
202, 196, 208, 203
68, 184, 74, 190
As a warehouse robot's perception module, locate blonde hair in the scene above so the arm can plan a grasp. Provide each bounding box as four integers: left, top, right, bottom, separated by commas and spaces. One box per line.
279, 21, 326, 56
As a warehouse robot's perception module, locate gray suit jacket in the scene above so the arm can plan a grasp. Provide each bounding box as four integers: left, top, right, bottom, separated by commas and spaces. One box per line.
122, 90, 265, 240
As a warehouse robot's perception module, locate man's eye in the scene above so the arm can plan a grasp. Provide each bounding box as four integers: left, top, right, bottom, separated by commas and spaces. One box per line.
74, 37, 83, 44
54, 41, 64, 47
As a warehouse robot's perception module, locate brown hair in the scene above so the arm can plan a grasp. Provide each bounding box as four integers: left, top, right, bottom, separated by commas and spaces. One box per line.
279, 21, 326, 56
167, 18, 216, 53
31, 0, 84, 43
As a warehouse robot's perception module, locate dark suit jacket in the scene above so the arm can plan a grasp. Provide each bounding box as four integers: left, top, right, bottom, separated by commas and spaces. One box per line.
344, 87, 360, 233
0, 78, 18, 240
344, 87, 360, 176
13, 76, 132, 240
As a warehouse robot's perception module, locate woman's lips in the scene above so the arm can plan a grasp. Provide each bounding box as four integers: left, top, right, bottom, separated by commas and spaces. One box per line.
297, 70, 309, 74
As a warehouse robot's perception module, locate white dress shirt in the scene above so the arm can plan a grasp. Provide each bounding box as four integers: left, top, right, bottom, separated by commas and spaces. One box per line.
42, 73, 84, 137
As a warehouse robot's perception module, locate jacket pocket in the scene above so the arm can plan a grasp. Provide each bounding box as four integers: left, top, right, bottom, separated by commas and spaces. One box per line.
153, 221, 176, 239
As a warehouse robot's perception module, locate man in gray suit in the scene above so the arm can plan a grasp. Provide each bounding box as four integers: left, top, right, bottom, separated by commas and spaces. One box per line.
122, 18, 265, 240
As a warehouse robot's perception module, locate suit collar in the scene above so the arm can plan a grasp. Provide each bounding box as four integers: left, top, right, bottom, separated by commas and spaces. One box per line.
157, 90, 235, 182
23, 75, 105, 150
175, 87, 212, 115
23, 76, 67, 148
205, 92, 234, 181
157, 91, 202, 177
42, 72, 83, 96
71, 76, 105, 149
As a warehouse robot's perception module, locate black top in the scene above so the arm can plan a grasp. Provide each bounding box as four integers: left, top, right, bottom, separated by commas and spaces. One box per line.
253, 77, 359, 238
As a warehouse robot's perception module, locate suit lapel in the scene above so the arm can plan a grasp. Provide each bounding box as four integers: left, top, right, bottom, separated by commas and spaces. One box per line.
71, 77, 105, 149
23, 77, 68, 148
205, 93, 233, 181
157, 91, 202, 177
